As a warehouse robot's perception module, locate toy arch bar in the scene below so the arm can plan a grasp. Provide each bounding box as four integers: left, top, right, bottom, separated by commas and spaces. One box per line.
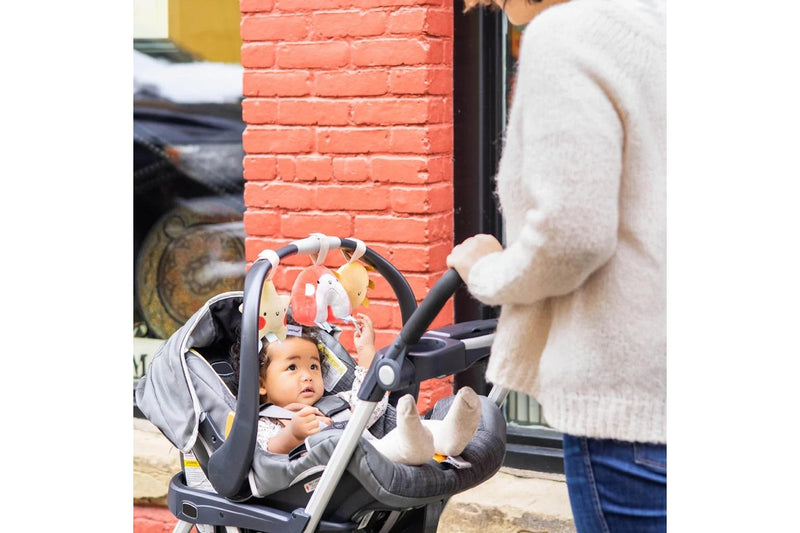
207, 234, 463, 504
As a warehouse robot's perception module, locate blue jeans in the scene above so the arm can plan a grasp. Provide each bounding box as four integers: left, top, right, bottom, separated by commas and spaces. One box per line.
562, 435, 667, 533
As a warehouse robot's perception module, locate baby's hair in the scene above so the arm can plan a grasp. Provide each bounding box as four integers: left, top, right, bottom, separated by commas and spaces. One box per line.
228, 314, 324, 391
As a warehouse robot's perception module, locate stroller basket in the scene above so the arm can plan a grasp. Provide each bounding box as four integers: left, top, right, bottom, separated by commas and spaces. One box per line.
135, 234, 507, 533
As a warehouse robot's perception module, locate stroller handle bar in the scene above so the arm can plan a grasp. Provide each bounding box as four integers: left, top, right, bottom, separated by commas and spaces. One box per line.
208, 235, 423, 500
361, 268, 463, 398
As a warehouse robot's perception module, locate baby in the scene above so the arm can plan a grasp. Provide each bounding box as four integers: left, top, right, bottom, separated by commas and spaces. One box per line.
234, 313, 482, 465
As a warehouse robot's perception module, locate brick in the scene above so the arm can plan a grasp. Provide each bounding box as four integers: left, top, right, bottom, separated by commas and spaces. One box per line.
278, 98, 350, 126
277, 0, 355, 10
417, 376, 454, 414
428, 213, 453, 241
405, 272, 441, 301
240, 0, 273, 13
394, 245, 449, 274
389, 125, 452, 154
242, 99, 278, 124
243, 209, 282, 236
427, 123, 453, 152
133, 505, 175, 533
378, 243, 434, 272
388, 67, 428, 95
425, 39, 445, 63
312, 10, 387, 38
427, 67, 452, 94
243, 127, 314, 154
240, 14, 308, 41
245, 237, 293, 263
426, 97, 450, 123
281, 212, 353, 238
313, 69, 388, 97
317, 127, 391, 154
332, 157, 370, 182
352, 0, 443, 8
426, 155, 452, 183
295, 155, 334, 181
387, 8, 427, 35
246, 182, 315, 210
371, 156, 427, 183
390, 183, 452, 214
425, 9, 452, 37
353, 215, 430, 243
243, 71, 310, 97
388, 67, 451, 95
241, 42, 275, 68
314, 184, 389, 211
243, 155, 277, 181
389, 127, 429, 154
273, 157, 294, 181
354, 299, 400, 329
351, 38, 429, 67
351, 98, 430, 125
276, 41, 349, 69
367, 273, 419, 302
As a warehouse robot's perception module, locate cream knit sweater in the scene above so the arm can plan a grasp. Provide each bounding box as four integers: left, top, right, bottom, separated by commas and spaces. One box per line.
468, 0, 666, 443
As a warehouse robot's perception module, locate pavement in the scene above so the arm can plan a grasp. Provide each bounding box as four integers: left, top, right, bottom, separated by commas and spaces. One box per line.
133, 418, 576, 532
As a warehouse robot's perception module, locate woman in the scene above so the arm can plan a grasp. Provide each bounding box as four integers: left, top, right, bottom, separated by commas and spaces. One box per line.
448, 0, 666, 531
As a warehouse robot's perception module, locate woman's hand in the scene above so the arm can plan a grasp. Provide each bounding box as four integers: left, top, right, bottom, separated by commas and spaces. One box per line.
446, 234, 504, 282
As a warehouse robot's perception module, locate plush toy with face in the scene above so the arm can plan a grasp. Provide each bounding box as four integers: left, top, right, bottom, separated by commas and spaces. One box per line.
258, 279, 290, 343
335, 261, 375, 310
290, 264, 351, 327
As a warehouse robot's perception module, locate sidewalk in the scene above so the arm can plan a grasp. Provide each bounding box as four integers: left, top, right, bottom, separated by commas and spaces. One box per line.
134, 418, 576, 532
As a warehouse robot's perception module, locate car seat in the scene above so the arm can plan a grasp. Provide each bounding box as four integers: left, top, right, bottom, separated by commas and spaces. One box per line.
135, 234, 508, 533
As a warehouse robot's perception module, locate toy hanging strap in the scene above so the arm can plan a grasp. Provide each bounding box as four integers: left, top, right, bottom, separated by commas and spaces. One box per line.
342, 238, 366, 264
257, 249, 280, 280
308, 233, 330, 266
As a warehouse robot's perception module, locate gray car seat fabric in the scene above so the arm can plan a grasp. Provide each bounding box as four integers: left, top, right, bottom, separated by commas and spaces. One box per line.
136, 292, 243, 452
252, 394, 507, 508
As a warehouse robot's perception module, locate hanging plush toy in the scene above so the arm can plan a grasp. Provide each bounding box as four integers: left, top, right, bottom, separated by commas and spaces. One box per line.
245, 249, 291, 344
335, 258, 375, 310
290, 264, 352, 328
258, 279, 290, 344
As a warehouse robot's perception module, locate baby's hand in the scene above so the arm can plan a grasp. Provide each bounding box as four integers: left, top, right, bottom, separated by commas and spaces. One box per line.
287, 405, 325, 440
353, 313, 376, 367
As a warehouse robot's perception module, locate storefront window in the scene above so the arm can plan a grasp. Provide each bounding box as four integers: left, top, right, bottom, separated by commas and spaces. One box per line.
133, 0, 245, 385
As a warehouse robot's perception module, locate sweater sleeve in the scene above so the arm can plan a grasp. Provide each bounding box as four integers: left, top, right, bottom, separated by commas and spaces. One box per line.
468, 13, 624, 306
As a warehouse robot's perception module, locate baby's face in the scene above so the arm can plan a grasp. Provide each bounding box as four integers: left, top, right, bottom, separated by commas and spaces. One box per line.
259, 336, 324, 407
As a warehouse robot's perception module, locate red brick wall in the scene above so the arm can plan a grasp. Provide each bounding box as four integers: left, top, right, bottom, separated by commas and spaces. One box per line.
239, 0, 455, 412
133, 506, 175, 533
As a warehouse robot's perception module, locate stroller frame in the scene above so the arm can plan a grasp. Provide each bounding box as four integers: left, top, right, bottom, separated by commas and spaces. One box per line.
146, 234, 510, 533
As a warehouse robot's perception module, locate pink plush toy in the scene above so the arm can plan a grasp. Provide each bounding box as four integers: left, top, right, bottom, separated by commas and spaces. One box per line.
290, 264, 351, 327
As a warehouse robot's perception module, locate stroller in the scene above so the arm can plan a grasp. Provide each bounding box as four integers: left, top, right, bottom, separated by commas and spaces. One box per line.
135, 234, 510, 533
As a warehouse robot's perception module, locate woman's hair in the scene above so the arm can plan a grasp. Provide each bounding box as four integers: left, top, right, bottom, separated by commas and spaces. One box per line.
463, 0, 542, 13
228, 315, 323, 391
